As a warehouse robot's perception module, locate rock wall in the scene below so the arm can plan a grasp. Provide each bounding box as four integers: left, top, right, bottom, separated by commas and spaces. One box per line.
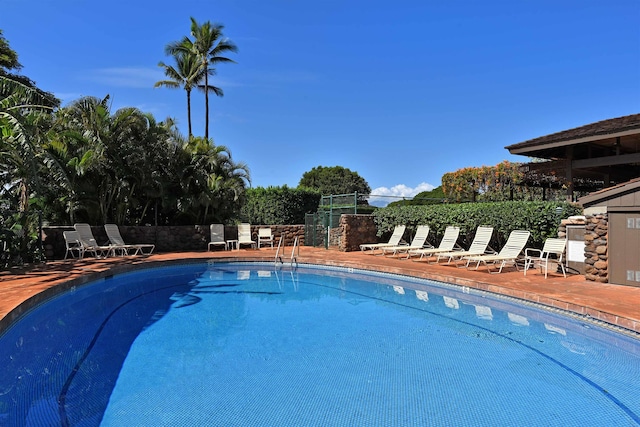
44, 224, 304, 260
339, 214, 377, 252
584, 213, 609, 283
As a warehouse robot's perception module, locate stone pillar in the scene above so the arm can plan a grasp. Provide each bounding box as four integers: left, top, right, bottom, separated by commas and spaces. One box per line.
339, 214, 377, 252
584, 213, 608, 283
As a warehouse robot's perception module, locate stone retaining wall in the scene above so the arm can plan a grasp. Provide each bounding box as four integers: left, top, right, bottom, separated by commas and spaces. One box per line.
44, 224, 304, 260
584, 213, 609, 283
339, 214, 377, 252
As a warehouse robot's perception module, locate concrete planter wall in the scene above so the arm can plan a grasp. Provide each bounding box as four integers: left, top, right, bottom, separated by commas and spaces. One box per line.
43, 224, 305, 260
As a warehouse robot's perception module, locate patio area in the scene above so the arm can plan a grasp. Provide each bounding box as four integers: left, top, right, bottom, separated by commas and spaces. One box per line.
1, 247, 639, 336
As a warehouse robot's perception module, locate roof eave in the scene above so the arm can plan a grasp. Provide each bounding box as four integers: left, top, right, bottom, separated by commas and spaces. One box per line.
578, 178, 640, 207
506, 128, 640, 155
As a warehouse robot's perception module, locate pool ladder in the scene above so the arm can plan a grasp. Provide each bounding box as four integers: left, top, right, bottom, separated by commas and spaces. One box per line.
275, 235, 299, 266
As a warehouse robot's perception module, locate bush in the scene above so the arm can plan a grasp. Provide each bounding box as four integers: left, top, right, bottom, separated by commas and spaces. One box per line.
372, 201, 583, 249
240, 186, 321, 225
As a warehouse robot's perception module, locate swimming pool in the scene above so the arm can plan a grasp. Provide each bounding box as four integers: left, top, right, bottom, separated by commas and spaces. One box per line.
0, 262, 638, 426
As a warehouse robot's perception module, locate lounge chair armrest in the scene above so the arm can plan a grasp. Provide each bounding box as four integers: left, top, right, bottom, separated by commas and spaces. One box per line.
525, 248, 542, 258
485, 245, 498, 255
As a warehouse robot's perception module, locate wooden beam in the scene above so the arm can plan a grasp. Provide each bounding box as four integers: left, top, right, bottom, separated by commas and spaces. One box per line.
572, 152, 640, 168
566, 146, 573, 200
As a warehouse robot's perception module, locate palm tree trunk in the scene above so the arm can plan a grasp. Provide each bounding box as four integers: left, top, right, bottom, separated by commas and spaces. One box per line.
187, 89, 193, 138
204, 63, 209, 140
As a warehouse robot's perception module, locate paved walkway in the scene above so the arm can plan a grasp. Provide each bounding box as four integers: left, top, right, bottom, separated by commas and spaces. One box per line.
1, 247, 639, 336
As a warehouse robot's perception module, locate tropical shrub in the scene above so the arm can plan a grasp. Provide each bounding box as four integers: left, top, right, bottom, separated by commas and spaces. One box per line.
240, 186, 321, 225
371, 201, 583, 249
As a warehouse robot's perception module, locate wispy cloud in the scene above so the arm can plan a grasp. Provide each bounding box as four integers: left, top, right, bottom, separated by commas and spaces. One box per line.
368, 182, 435, 207
55, 92, 84, 105
88, 67, 165, 88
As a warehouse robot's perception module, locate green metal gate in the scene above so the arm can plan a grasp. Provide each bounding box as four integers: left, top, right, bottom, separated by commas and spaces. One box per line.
304, 212, 329, 248
304, 192, 361, 248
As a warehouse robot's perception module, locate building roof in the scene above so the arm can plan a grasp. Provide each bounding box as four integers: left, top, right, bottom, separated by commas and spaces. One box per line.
578, 177, 640, 207
506, 113, 640, 154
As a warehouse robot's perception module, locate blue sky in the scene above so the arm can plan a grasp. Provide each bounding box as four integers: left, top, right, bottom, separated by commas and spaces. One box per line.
3, 0, 640, 204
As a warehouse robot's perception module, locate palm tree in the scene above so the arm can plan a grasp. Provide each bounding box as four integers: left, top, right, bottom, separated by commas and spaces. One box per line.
178, 137, 249, 223
166, 17, 237, 140
154, 53, 205, 138
0, 74, 60, 260
0, 75, 58, 213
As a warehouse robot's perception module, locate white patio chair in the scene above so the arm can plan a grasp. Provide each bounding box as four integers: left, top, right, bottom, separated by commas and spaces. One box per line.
258, 228, 274, 249
104, 224, 155, 256
524, 237, 567, 278
360, 225, 406, 255
237, 223, 256, 249
63, 230, 84, 260
74, 223, 114, 258
464, 230, 530, 273
408, 226, 460, 261
208, 224, 226, 251
382, 225, 430, 257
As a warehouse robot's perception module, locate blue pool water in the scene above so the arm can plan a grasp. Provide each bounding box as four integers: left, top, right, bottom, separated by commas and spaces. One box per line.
0, 262, 639, 426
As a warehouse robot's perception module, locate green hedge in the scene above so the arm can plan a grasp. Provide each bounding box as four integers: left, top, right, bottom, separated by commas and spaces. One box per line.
240, 186, 321, 225
372, 201, 583, 249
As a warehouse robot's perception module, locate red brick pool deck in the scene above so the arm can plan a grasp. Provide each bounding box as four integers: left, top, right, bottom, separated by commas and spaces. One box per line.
1, 247, 639, 336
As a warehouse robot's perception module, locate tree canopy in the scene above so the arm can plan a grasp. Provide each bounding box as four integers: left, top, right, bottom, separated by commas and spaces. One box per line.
0, 29, 21, 72
387, 186, 447, 207
298, 165, 371, 197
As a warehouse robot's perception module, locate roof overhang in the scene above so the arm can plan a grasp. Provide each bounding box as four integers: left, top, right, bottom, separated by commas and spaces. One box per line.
578, 178, 640, 207
507, 128, 640, 155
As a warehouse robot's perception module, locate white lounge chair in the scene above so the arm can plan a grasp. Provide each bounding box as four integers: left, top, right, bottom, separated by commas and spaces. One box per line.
524, 237, 567, 278
208, 224, 226, 251
104, 224, 155, 255
237, 223, 256, 249
74, 223, 115, 258
408, 226, 460, 261
382, 225, 430, 257
360, 225, 406, 255
63, 230, 84, 260
464, 230, 531, 273
258, 228, 274, 249
433, 226, 495, 265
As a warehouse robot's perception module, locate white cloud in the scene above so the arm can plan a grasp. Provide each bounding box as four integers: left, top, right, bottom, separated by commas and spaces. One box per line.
368, 182, 435, 207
